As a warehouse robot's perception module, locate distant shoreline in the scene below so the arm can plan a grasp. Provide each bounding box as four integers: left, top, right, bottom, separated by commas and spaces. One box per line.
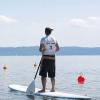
0, 46, 100, 56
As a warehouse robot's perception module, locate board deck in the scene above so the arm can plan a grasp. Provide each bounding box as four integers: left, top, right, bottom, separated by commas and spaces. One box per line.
9, 84, 91, 99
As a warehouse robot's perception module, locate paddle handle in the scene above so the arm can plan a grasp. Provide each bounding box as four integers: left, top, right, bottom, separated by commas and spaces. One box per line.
34, 59, 41, 80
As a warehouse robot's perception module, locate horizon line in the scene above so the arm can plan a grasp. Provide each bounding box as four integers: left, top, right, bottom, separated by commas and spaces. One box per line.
0, 46, 100, 48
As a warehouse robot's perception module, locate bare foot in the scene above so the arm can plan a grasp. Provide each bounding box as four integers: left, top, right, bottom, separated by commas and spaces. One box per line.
50, 89, 55, 92
38, 89, 45, 92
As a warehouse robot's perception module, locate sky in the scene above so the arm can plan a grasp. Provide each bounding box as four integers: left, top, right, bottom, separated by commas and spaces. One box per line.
0, 0, 100, 47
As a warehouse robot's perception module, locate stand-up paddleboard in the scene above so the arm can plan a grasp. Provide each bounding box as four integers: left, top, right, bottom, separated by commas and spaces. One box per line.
9, 84, 91, 99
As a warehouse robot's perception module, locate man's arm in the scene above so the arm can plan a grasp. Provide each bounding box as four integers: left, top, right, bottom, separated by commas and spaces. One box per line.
39, 43, 45, 52
55, 42, 59, 51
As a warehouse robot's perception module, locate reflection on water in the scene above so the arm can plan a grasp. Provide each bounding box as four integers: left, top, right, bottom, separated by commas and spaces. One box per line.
27, 96, 57, 100
26, 96, 78, 100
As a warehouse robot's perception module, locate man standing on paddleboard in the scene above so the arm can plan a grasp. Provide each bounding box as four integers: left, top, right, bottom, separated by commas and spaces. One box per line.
39, 27, 59, 92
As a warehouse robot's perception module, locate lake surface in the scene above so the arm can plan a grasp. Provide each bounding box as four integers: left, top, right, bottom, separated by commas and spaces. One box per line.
0, 56, 100, 100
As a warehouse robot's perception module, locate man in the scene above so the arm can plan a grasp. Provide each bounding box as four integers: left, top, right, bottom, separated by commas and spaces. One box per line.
39, 27, 59, 92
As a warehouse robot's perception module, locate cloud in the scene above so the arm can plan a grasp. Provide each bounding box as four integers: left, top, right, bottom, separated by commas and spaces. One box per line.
68, 18, 87, 28
68, 17, 100, 29
0, 15, 18, 24
87, 17, 100, 21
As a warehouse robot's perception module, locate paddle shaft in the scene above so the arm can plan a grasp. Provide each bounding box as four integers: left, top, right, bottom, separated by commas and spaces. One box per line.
34, 59, 41, 80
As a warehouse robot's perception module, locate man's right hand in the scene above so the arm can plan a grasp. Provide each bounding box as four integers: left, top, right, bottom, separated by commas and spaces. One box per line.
39, 44, 46, 52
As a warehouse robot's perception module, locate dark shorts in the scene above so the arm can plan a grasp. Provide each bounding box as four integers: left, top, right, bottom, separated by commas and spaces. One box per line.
39, 55, 55, 78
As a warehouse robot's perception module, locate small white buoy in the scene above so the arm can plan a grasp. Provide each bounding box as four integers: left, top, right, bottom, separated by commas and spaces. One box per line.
34, 62, 37, 67
3, 64, 7, 70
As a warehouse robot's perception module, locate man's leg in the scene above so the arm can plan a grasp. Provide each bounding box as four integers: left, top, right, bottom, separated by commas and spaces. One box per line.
39, 76, 46, 92
51, 78, 55, 92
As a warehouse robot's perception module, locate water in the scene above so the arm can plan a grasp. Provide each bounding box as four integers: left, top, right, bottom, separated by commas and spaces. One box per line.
0, 56, 100, 100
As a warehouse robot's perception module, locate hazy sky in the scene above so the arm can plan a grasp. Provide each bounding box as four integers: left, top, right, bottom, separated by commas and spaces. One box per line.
0, 0, 100, 47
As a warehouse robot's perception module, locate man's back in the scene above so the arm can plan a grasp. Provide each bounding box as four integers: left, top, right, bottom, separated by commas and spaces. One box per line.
40, 35, 58, 55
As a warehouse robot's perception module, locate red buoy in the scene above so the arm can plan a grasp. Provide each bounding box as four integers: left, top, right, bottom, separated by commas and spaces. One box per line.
77, 73, 85, 84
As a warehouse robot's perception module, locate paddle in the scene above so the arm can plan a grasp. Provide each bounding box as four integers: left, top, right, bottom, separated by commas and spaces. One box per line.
26, 58, 42, 95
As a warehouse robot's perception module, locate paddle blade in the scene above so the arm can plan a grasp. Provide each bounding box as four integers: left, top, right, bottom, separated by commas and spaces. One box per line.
26, 80, 35, 95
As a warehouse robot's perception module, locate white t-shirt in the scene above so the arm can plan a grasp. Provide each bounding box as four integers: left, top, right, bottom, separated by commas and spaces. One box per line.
40, 36, 57, 55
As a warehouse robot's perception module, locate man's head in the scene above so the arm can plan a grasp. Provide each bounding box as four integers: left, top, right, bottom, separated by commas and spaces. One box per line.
45, 27, 53, 36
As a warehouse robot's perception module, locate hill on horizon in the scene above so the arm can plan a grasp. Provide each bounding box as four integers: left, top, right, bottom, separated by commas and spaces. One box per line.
0, 46, 100, 56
